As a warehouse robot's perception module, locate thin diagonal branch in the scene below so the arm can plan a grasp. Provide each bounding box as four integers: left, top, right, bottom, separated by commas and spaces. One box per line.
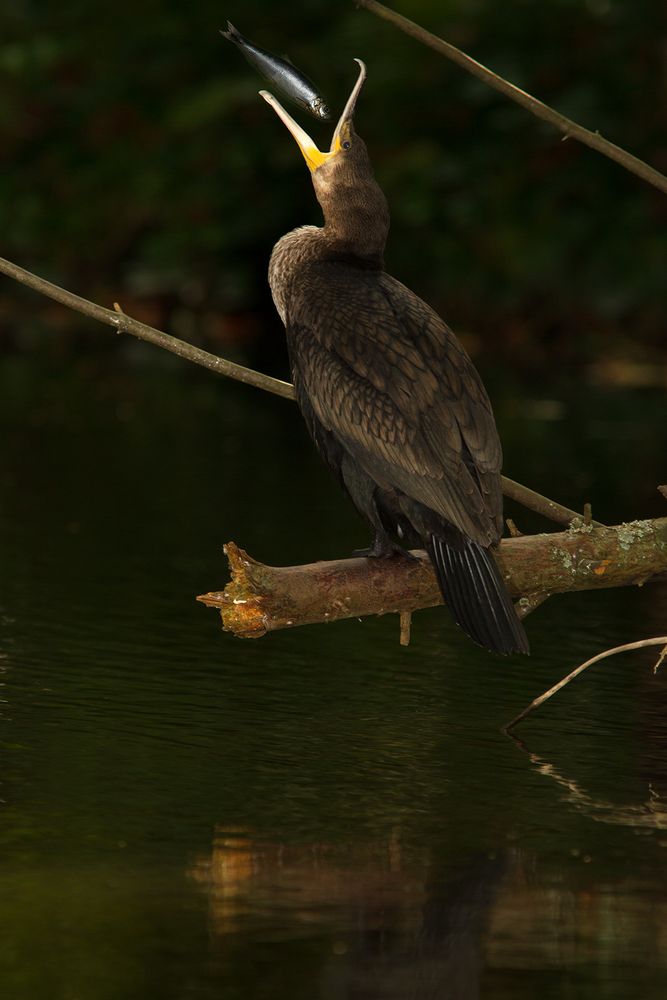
0, 256, 294, 401
502, 477, 602, 528
503, 636, 667, 732
356, 0, 667, 196
0, 253, 594, 526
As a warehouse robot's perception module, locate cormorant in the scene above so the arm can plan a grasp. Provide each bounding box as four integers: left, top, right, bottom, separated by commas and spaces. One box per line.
261, 61, 529, 655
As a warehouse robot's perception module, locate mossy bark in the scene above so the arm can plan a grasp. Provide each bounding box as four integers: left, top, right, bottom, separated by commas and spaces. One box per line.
197, 517, 667, 638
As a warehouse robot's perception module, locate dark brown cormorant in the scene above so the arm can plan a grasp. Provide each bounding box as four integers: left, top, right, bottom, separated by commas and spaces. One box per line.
260, 61, 529, 655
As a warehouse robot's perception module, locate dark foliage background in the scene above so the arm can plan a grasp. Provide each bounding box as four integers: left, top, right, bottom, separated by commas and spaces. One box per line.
1, 0, 665, 373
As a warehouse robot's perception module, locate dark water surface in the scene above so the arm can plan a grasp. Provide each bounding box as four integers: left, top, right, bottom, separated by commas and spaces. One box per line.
1, 355, 666, 999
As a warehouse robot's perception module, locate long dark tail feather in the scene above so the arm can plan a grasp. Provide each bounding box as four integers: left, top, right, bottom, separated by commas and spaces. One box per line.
428, 534, 530, 656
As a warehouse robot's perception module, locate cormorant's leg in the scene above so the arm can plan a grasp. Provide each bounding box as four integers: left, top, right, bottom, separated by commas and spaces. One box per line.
352, 528, 415, 560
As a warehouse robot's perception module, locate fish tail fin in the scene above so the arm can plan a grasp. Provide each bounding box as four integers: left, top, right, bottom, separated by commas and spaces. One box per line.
220, 21, 243, 43
428, 533, 530, 656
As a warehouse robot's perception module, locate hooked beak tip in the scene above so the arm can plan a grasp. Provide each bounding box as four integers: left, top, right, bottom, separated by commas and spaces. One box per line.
331, 58, 367, 144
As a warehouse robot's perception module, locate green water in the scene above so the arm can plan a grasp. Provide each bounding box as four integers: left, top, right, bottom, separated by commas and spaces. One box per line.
1, 354, 666, 999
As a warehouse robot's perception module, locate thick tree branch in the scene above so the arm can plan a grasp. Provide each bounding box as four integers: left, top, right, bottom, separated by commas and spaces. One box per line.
356, 0, 667, 196
197, 517, 667, 638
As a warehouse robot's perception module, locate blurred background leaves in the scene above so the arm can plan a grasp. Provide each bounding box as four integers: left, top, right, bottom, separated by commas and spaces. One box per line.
1, 0, 665, 374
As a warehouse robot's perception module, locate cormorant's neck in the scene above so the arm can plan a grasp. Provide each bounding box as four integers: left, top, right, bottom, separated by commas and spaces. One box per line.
317, 175, 390, 268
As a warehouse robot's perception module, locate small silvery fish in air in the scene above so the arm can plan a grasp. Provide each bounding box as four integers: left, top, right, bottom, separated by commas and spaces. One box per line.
220, 21, 330, 120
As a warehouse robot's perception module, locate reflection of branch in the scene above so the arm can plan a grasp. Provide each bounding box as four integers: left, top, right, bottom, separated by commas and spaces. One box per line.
0, 255, 597, 529
521, 749, 667, 831
198, 519, 667, 638
504, 636, 667, 731
356, 0, 667, 196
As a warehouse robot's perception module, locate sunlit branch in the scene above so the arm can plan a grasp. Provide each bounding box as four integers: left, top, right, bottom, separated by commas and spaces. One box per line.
197, 518, 667, 639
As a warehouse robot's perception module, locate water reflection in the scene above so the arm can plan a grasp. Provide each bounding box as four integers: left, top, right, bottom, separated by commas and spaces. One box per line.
3, 366, 667, 998
189, 820, 667, 997
190, 828, 507, 998
522, 743, 667, 831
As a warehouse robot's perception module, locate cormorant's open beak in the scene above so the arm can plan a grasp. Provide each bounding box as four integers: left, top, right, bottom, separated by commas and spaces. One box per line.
260, 59, 366, 173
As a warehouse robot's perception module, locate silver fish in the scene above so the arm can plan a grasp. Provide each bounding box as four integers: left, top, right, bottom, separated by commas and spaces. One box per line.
220, 21, 330, 121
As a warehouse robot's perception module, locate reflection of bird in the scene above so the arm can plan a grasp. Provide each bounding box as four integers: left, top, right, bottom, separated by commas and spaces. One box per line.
261, 62, 529, 655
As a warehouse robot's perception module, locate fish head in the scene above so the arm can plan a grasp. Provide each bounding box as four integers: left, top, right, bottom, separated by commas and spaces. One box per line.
310, 97, 331, 121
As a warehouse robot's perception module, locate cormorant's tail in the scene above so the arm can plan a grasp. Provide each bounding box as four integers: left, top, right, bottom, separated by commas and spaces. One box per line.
428, 534, 530, 656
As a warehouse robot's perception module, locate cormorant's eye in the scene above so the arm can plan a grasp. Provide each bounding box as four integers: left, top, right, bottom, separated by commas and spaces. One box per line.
342, 140, 352, 150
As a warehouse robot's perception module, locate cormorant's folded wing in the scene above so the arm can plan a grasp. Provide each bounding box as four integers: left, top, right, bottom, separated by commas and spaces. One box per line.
287, 264, 503, 544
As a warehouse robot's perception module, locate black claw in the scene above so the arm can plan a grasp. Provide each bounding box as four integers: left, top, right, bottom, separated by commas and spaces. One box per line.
352, 531, 411, 560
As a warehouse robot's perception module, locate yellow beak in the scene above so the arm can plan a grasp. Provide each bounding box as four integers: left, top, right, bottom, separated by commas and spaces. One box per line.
260, 59, 366, 173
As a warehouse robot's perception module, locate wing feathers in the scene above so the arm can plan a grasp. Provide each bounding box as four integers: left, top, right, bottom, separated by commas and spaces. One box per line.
287, 263, 503, 546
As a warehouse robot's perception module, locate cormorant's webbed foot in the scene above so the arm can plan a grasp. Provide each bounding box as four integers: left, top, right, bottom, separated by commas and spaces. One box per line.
353, 530, 415, 560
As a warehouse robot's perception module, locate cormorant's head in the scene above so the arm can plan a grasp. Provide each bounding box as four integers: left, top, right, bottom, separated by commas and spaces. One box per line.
260, 60, 389, 258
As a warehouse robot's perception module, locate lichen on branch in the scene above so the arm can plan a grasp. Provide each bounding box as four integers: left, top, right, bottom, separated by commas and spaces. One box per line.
197, 517, 667, 639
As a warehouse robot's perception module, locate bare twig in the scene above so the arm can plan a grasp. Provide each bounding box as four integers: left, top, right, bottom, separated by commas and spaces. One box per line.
654, 644, 667, 674
504, 636, 667, 732
399, 611, 412, 646
0, 253, 596, 531
502, 476, 603, 528
356, 0, 667, 196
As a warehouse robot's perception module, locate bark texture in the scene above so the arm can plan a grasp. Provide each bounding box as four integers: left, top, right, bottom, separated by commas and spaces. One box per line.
197, 517, 667, 638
